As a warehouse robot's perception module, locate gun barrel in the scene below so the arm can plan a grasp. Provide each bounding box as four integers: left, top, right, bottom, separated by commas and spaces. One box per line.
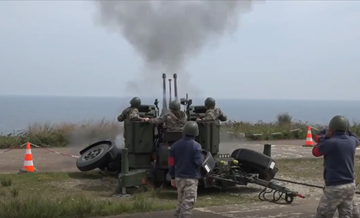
169, 79, 172, 103
173, 73, 178, 100
162, 73, 167, 111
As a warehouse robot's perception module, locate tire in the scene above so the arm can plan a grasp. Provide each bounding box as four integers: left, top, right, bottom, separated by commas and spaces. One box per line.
231, 148, 278, 181
76, 143, 111, 172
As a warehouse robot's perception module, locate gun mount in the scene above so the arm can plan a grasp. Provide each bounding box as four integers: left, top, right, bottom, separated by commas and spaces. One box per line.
75, 74, 304, 205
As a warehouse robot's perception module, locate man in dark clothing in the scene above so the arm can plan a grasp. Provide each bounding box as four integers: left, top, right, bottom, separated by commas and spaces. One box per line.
312, 115, 359, 218
168, 121, 202, 218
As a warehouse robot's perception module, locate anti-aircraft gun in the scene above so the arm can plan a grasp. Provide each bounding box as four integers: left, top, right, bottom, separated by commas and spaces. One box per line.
75, 73, 305, 204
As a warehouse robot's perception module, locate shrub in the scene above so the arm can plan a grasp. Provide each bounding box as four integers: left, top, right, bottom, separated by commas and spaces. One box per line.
276, 112, 292, 125
2, 113, 360, 148
0, 119, 122, 149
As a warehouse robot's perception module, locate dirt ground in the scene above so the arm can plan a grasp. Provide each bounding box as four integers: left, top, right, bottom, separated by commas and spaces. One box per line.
0, 139, 317, 173
1, 139, 359, 217
0, 146, 81, 173
1, 139, 359, 173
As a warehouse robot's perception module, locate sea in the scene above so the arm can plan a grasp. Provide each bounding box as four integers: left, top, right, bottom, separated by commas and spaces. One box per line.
1, 95, 360, 134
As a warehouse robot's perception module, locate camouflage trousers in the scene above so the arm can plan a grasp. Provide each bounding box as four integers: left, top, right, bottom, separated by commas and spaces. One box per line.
174, 178, 198, 218
316, 183, 360, 218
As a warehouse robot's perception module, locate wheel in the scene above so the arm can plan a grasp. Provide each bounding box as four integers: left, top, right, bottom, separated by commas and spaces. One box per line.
76, 143, 111, 171
231, 148, 278, 181
285, 193, 294, 204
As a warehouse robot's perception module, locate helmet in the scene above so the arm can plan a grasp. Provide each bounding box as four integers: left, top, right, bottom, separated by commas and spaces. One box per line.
328, 115, 349, 132
130, 97, 141, 108
204, 97, 216, 109
169, 100, 180, 110
182, 121, 199, 137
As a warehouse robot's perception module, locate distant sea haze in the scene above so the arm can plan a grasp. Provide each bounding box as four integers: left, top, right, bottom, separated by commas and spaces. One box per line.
1, 96, 360, 134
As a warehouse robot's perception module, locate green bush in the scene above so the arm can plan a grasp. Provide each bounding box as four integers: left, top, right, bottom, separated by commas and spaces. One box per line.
276, 112, 292, 125
0, 120, 122, 149
1, 113, 360, 148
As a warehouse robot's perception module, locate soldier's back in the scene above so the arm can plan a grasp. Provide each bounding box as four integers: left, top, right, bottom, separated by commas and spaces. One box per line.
213, 108, 227, 123
118, 107, 140, 123
165, 111, 187, 131
203, 108, 227, 124
123, 107, 132, 121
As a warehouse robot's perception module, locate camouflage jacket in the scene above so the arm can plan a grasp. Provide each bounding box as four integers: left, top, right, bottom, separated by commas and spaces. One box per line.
149, 111, 187, 131
117, 107, 142, 123
201, 107, 227, 124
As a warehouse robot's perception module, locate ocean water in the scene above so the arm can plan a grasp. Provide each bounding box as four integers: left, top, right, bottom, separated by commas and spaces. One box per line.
1, 95, 360, 134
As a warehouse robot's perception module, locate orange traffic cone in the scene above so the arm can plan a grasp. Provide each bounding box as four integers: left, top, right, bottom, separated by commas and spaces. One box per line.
302, 126, 314, 147
19, 142, 36, 173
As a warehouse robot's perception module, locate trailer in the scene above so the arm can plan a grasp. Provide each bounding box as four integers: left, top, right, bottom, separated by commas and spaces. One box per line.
75, 73, 305, 204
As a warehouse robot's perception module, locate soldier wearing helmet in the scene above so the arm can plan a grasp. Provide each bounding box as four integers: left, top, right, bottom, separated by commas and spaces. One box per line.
117, 97, 148, 139
196, 97, 227, 124
312, 115, 360, 218
117, 97, 147, 123
168, 121, 202, 218
147, 100, 187, 131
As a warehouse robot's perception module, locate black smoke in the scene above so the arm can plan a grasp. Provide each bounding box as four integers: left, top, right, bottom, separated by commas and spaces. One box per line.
93, 0, 255, 96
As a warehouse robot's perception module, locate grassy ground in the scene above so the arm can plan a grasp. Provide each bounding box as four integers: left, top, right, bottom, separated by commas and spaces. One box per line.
1, 157, 360, 218
0, 171, 257, 218
1, 113, 360, 148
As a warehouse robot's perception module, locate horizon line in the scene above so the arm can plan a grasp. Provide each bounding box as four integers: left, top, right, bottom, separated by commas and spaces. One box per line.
0, 94, 359, 102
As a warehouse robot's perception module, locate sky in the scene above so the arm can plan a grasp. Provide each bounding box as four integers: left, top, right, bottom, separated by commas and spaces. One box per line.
0, 0, 359, 100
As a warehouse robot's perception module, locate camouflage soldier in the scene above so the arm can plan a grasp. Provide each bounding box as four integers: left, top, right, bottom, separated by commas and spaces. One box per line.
148, 100, 187, 131
168, 121, 202, 218
196, 97, 227, 124
117, 97, 148, 137
312, 115, 359, 217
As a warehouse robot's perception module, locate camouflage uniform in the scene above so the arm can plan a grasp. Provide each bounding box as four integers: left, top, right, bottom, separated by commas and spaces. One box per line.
201, 108, 227, 124
200, 97, 227, 124
353, 173, 360, 218
117, 97, 143, 137
174, 178, 198, 218
316, 183, 357, 218
353, 192, 360, 218
149, 111, 187, 131
150, 100, 187, 131
117, 107, 142, 123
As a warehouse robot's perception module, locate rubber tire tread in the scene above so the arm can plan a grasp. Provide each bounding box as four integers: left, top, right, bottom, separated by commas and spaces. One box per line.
76, 143, 110, 171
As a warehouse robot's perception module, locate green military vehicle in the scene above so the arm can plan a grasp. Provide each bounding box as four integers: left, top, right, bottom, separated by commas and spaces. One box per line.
76, 73, 304, 204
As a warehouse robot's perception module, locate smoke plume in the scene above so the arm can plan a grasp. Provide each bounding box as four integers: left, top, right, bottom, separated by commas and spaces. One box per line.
93, 0, 254, 95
